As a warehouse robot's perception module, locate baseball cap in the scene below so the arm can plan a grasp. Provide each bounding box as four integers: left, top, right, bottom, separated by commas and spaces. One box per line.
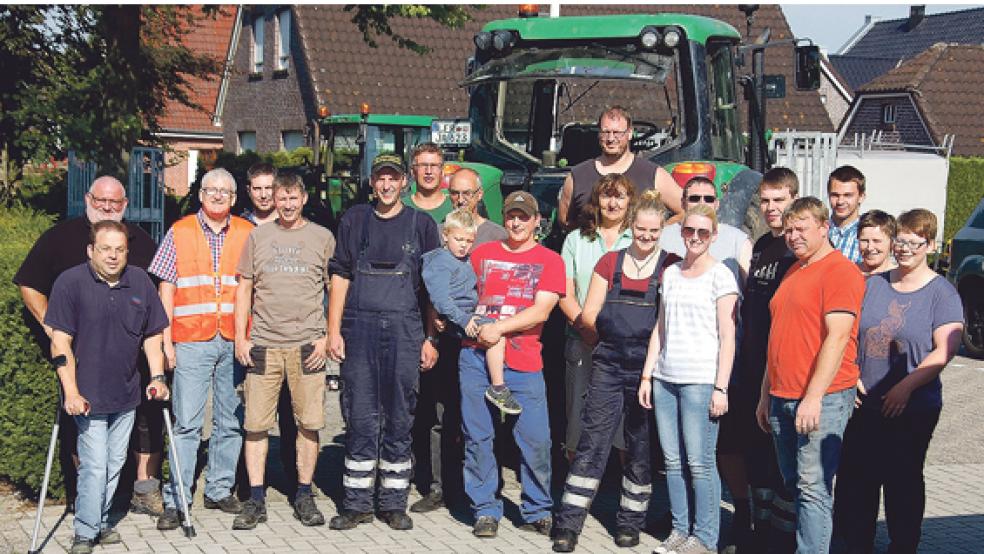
370, 154, 405, 176
502, 191, 539, 218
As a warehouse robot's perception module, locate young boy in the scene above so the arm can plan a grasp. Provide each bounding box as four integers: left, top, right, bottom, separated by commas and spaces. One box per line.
422, 208, 521, 415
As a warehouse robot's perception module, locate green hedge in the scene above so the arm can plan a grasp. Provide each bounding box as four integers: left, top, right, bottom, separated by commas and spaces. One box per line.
0, 206, 64, 498
945, 157, 984, 243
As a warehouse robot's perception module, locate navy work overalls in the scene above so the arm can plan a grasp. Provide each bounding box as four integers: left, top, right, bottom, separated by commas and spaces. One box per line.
555, 249, 669, 534
340, 209, 423, 513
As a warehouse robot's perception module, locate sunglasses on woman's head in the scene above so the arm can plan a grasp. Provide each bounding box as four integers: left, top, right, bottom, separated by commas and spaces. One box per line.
682, 226, 712, 240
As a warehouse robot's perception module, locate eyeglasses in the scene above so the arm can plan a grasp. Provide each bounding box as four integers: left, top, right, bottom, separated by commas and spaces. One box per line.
449, 189, 478, 198
413, 163, 442, 170
87, 194, 125, 209
599, 129, 629, 138
893, 238, 928, 251
687, 194, 717, 204
682, 226, 712, 240
202, 187, 234, 198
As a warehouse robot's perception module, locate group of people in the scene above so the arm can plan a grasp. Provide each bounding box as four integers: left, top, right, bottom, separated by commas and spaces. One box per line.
15, 105, 963, 554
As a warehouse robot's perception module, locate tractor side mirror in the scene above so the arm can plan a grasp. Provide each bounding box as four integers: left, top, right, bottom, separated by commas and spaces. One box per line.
794, 45, 821, 91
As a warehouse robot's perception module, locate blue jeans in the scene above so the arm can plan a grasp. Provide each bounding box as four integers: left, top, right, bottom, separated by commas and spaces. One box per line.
163, 334, 243, 509
653, 380, 720, 548
459, 347, 552, 523
769, 388, 854, 553
74, 410, 135, 540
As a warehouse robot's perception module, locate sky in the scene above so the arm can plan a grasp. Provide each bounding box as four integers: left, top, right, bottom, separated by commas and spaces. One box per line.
781, 3, 982, 54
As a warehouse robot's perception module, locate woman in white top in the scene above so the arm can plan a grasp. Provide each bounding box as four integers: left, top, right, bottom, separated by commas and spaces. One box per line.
639, 204, 740, 554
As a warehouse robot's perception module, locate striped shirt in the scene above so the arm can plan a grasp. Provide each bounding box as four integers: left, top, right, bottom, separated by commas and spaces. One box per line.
148, 210, 229, 293
656, 261, 740, 385
829, 218, 861, 263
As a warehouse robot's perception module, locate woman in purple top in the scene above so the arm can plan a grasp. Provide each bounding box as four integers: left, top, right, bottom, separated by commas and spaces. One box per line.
834, 209, 964, 554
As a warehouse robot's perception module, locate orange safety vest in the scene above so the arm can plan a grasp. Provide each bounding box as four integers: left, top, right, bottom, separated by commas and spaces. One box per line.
170, 214, 252, 343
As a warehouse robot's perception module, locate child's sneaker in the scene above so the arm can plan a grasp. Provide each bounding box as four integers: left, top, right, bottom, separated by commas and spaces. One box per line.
485, 385, 522, 415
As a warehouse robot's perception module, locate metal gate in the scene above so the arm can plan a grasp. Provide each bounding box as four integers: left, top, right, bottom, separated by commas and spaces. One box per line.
66, 148, 166, 243
768, 131, 839, 199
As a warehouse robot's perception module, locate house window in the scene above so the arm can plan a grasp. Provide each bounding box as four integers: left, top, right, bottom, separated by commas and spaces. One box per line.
882, 103, 897, 124
251, 15, 264, 73
282, 130, 305, 151
276, 9, 291, 71
239, 131, 257, 154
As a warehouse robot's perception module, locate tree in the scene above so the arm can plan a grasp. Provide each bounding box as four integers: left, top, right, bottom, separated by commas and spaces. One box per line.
345, 4, 476, 54
0, 5, 224, 186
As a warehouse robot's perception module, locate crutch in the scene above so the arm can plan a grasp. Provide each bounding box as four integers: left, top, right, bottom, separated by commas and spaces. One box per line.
152, 383, 197, 538
28, 379, 63, 554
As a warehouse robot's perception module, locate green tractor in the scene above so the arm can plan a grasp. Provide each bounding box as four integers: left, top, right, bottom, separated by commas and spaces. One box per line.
430, 6, 821, 246
312, 109, 506, 224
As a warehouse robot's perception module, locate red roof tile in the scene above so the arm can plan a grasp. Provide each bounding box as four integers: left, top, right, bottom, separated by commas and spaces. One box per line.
158, 5, 236, 134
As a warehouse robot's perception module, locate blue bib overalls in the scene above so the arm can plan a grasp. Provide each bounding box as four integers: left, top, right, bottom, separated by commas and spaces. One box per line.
339, 210, 424, 513
555, 249, 669, 534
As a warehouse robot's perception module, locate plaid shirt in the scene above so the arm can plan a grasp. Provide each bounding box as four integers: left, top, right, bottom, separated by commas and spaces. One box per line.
828, 218, 861, 263
148, 210, 230, 293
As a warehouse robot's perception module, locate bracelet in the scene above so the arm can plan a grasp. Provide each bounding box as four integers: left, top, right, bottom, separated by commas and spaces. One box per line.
150, 374, 167, 383
714, 386, 728, 394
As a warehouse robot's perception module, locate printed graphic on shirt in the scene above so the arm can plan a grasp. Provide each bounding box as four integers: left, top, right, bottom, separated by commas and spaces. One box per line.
750, 254, 783, 284
263, 241, 310, 274
475, 259, 544, 319
864, 298, 910, 359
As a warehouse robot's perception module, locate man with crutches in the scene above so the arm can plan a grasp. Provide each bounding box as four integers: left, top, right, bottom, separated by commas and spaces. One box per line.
43, 220, 170, 554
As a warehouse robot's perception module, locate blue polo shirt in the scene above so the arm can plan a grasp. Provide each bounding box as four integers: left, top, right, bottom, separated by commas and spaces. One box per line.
45, 263, 169, 414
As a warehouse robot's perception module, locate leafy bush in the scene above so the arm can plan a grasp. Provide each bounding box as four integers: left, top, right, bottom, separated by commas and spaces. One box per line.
0, 206, 64, 497
945, 157, 984, 243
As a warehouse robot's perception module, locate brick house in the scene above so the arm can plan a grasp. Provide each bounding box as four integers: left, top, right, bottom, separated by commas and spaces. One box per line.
216, 4, 833, 156
838, 43, 984, 157
156, 6, 236, 196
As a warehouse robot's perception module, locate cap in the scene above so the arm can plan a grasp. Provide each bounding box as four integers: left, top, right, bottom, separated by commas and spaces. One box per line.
502, 191, 539, 218
370, 154, 405, 176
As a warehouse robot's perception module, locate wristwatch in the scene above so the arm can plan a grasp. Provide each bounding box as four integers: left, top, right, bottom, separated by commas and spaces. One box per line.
714, 386, 728, 394
425, 335, 439, 345
150, 374, 167, 383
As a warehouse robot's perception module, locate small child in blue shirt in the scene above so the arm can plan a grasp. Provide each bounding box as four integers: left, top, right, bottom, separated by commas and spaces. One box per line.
422, 208, 521, 415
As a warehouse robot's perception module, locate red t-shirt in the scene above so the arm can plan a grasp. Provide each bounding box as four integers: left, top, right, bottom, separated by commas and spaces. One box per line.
469, 241, 565, 372
593, 250, 681, 291
767, 249, 865, 399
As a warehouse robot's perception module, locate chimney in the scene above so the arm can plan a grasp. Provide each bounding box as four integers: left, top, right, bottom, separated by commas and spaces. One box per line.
904, 5, 926, 31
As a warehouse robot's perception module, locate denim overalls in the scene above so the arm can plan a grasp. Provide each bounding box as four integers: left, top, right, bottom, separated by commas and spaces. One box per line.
555, 249, 668, 534
339, 209, 424, 513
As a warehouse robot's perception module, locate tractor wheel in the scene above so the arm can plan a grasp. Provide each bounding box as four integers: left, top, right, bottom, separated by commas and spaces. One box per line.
961, 286, 984, 359
718, 168, 768, 239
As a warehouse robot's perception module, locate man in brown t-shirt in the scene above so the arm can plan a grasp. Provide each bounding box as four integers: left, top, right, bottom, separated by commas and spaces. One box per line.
232, 173, 336, 530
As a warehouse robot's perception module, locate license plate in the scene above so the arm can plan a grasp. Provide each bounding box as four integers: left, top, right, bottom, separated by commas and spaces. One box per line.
431, 120, 471, 146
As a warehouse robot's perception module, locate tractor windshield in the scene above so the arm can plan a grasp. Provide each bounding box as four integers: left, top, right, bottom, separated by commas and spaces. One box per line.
465, 44, 684, 167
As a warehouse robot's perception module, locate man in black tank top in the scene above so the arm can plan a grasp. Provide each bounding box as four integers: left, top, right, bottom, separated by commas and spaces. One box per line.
557, 106, 682, 230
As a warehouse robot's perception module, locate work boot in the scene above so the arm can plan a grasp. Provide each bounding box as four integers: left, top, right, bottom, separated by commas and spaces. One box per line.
293, 493, 325, 526
485, 385, 522, 415
552, 528, 578, 552
130, 488, 164, 516
232, 499, 267, 530
329, 510, 373, 530
378, 510, 413, 530
614, 526, 640, 547
473, 515, 499, 537
520, 515, 552, 536
156, 508, 182, 531
204, 494, 243, 514
410, 490, 445, 513
97, 528, 121, 544
69, 536, 94, 554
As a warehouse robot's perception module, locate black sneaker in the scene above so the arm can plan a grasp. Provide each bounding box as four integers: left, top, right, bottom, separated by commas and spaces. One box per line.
205, 494, 243, 514
329, 510, 373, 530
156, 508, 182, 531
553, 528, 578, 552
69, 536, 94, 554
232, 499, 267, 530
409, 490, 445, 513
97, 528, 121, 545
473, 515, 498, 538
520, 515, 553, 536
614, 526, 640, 547
378, 510, 413, 530
293, 494, 325, 526
485, 385, 522, 415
